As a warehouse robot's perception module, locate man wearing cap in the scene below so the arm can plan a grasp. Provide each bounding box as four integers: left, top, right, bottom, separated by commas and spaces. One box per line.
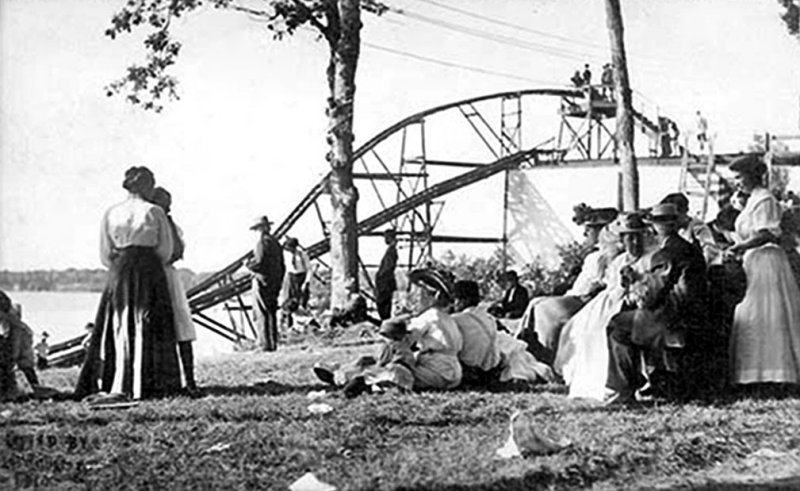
246, 216, 286, 351
604, 203, 708, 404
375, 230, 398, 320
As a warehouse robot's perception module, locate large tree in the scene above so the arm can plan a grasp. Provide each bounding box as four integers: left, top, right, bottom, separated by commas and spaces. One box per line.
105, 0, 387, 309
604, 0, 638, 211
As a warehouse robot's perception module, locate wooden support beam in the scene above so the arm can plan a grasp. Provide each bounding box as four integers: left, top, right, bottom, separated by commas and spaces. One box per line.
405, 159, 486, 168
353, 172, 428, 180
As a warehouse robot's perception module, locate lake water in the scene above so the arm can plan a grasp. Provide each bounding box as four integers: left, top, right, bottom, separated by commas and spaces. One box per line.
8, 291, 235, 359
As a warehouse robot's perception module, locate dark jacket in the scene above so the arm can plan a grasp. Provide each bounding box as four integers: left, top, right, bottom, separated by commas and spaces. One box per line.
500, 284, 530, 319
248, 234, 285, 296
376, 244, 398, 292
635, 233, 708, 347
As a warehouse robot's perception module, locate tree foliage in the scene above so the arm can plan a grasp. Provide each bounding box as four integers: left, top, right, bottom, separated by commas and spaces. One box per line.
778, 0, 800, 39
104, 0, 387, 111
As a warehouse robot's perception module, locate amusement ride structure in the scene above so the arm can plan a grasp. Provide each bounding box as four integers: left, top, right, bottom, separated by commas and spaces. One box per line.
180, 85, 743, 344
46, 86, 800, 363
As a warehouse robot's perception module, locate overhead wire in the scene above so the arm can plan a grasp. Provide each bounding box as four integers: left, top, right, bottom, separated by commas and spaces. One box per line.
387, 6, 602, 64
389, 0, 713, 84
414, 0, 609, 52
362, 42, 564, 85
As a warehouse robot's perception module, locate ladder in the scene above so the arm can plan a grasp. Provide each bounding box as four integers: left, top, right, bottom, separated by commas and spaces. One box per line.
678, 138, 719, 221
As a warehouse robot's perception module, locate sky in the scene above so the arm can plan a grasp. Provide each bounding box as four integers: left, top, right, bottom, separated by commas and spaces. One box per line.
1, 0, 799, 273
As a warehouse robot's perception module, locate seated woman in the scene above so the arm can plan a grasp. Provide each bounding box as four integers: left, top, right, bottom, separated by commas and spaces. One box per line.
314, 268, 463, 393
554, 212, 655, 401
516, 206, 621, 358
0, 291, 41, 401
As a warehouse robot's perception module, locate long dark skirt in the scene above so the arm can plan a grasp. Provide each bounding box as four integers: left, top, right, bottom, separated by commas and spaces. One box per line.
75, 246, 181, 400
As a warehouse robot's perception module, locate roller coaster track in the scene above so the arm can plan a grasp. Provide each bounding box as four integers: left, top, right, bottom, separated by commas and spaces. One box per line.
186, 88, 579, 304
188, 148, 540, 315
184, 86, 691, 342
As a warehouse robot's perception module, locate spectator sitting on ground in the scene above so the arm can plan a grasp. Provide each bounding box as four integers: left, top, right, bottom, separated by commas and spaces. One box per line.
0, 291, 42, 400
313, 317, 416, 398
451, 280, 501, 387
488, 270, 529, 320
452, 280, 555, 390
315, 268, 464, 395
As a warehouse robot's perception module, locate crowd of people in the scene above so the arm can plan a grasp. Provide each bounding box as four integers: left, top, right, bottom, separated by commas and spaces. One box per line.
2, 153, 799, 406
313, 153, 800, 404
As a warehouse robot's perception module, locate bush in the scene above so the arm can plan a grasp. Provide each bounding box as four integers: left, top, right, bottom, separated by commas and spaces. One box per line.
431, 242, 590, 302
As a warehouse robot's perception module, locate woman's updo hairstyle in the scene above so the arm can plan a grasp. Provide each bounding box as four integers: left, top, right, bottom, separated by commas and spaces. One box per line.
729, 154, 767, 179
122, 166, 155, 195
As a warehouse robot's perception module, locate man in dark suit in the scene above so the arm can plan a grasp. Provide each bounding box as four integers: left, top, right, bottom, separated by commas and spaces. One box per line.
375, 229, 398, 320
246, 216, 286, 351
604, 203, 708, 404
489, 270, 530, 320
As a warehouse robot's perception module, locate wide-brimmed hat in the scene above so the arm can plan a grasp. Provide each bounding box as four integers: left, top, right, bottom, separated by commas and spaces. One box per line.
408, 268, 453, 301
285, 237, 299, 248
729, 154, 767, 177
378, 317, 408, 340
585, 207, 620, 227
617, 212, 648, 234
250, 215, 273, 230
645, 203, 679, 223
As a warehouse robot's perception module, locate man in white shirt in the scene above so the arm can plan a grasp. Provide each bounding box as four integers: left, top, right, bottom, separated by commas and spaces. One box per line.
451, 280, 501, 386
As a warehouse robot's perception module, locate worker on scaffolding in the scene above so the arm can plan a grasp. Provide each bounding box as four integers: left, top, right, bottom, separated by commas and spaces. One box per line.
600, 63, 614, 100
246, 215, 286, 352
695, 110, 709, 152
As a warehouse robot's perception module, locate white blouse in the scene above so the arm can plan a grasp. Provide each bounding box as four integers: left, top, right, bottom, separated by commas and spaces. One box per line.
735, 187, 783, 242
407, 307, 464, 357
99, 195, 174, 267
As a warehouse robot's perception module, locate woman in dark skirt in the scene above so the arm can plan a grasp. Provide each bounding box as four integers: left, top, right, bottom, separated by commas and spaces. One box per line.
75, 166, 181, 400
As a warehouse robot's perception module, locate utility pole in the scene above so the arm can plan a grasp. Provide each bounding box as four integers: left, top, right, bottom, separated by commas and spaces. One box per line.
604, 0, 639, 211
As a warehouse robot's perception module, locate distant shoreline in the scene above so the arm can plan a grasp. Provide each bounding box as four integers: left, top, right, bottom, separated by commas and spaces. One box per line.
0, 268, 208, 293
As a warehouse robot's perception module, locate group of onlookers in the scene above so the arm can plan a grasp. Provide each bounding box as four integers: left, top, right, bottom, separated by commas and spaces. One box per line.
4, 154, 798, 405
515, 153, 800, 403
312, 268, 555, 397
321, 153, 800, 404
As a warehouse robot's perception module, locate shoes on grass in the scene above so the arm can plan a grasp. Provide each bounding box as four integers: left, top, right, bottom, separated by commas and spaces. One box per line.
313, 365, 337, 386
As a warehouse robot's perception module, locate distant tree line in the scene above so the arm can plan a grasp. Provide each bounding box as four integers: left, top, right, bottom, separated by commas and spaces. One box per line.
0, 268, 210, 293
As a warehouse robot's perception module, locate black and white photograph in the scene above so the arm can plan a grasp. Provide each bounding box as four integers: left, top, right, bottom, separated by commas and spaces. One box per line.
2, 0, 800, 489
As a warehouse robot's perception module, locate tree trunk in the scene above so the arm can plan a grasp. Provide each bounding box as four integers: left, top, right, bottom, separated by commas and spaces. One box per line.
605, 0, 639, 211
326, 0, 361, 310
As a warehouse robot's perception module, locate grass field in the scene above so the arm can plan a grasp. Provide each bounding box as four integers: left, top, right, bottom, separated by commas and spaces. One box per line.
3, 333, 800, 490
